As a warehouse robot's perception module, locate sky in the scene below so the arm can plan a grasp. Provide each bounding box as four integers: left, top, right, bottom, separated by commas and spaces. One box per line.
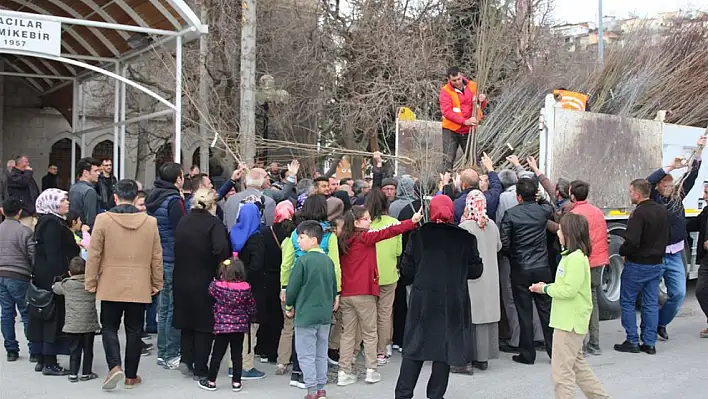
553, 0, 708, 24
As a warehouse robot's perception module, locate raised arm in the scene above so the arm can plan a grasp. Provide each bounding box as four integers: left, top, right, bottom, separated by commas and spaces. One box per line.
358, 219, 417, 246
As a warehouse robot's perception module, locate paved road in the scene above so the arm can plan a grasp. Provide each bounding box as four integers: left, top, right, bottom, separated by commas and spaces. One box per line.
2, 284, 708, 398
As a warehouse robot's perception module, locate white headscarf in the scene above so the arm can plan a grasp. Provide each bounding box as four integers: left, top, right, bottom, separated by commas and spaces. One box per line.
35, 189, 68, 219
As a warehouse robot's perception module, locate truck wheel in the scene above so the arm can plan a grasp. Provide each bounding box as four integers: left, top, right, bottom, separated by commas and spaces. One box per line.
598, 226, 625, 320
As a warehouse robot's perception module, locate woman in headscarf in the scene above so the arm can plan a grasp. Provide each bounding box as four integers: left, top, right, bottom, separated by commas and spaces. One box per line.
28, 189, 80, 375
395, 195, 483, 399
173, 188, 231, 380
255, 201, 295, 365
228, 203, 266, 379
459, 190, 502, 372
331, 190, 352, 213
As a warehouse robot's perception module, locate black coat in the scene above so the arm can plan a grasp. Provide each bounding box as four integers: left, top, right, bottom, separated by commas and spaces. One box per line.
7, 168, 39, 215
400, 223, 483, 366
173, 209, 231, 332
500, 201, 553, 272
240, 233, 267, 324
28, 214, 80, 343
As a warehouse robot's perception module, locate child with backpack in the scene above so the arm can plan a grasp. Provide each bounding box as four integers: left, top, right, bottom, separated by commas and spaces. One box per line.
285, 221, 339, 399
52, 257, 100, 382
199, 258, 256, 392
336, 205, 422, 386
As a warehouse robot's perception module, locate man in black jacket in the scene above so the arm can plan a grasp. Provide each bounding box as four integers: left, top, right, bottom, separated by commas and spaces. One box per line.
688, 184, 708, 338
501, 178, 554, 365
615, 179, 669, 355
96, 158, 118, 211
7, 156, 39, 230
41, 164, 59, 191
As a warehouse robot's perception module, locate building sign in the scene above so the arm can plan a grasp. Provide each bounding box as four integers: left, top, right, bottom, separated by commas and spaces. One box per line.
0, 13, 61, 56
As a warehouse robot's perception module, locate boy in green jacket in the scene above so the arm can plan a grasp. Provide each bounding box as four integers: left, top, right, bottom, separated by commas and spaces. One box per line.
530, 214, 609, 399
286, 221, 339, 399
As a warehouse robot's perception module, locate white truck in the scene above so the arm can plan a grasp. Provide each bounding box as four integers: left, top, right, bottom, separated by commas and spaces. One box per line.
395, 97, 706, 320
540, 94, 705, 319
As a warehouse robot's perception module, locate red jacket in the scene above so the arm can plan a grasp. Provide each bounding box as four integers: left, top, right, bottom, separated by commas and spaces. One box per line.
569, 201, 609, 268
439, 79, 487, 134
340, 219, 417, 297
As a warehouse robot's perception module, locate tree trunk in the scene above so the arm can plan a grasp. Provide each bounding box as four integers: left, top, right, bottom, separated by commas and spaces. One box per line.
239, 0, 257, 166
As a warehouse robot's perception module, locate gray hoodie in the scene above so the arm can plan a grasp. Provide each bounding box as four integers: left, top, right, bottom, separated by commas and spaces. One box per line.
389, 175, 417, 219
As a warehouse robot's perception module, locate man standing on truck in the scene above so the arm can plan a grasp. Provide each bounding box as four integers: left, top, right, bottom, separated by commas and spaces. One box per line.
615, 179, 669, 355
439, 67, 487, 172
646, 135, 704, 341
568, 180, 609, 356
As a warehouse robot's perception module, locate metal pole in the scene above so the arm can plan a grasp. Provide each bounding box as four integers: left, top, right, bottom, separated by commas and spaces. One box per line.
240, 0, 257, 166
120, 65, 127, 180
71, 80, 78, 182
80, 82, 86, 157
113, 62, 120, 176
598, 0, 604, 65
198, 3, 210, 174
174, 35, 182, 164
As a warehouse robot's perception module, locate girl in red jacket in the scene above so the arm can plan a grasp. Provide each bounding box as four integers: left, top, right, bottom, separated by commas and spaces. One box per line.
336, 205, 422, 387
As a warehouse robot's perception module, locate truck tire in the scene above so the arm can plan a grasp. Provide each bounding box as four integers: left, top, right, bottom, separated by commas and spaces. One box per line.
598, 224, 626, 320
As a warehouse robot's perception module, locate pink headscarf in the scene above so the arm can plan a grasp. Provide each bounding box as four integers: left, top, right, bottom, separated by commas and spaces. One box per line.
461, 189, 488, 229
274, 201, 294, 224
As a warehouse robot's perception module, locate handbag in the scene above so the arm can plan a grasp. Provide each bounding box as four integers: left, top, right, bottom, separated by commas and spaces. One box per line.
25, 281, 56, 321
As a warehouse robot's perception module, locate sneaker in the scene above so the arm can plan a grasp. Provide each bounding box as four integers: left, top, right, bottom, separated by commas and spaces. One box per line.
585, 344, 602, 356
327, 349, 340, 365
142, 341, 154, 351
365, 368, 381, 384
511, 354, 534, 365
228, 367, 233, 378
275, 364, 288, 375
198, 379, 217, 391
141, 332, 151, 340
701, 328, 708, 338
157, 357, 166, 367
141, 347, 151, 356
7, 351, 18, 362
376, 354, 390, 365
386, 344, 393, 357
450, 365, 473, 375
232, 382, 242, 392
42, 364, 70, 376
639, 344, 656, 355
316, 389, 328, 398
613, 341, 640, 354
124, 376, 142, 389
290, 373, 306, 389
241, 368, 266, 380
392, 344, 401, 352
68, 375, 79, 383
337, 370, 357, 386
102, 366, 124, 390
80, 372, 99, 381
260, 355, 270, 363
657, 326, 669, 341
164, 356, 181, 370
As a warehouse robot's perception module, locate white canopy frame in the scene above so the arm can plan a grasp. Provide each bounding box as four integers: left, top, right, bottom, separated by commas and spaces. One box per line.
0, 4, 208, 180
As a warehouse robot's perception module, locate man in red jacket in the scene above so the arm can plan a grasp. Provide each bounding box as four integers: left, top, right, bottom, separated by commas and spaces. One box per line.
439, 67, 487, 172
568, 180, 609, 356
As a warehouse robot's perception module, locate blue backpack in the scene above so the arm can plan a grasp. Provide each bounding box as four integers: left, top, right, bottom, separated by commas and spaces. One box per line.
290, 220, 332, 262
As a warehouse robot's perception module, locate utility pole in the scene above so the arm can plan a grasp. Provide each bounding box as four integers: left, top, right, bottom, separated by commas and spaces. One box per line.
598, 0, 604, 64
198, 1, 210, 174
240, 0, 257, 166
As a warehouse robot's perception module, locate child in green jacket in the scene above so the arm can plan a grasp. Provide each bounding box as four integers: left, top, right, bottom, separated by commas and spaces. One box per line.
530, 213, 610, 399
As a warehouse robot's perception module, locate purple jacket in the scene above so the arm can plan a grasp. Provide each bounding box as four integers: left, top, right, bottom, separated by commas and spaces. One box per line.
209, 280, 256, 334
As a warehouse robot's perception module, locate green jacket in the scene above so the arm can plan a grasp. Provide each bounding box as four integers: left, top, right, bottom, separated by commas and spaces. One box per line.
371, 215, 402, 285
546, 249, 593, 334
285, 248, 338, 328
280, 233, 341, 291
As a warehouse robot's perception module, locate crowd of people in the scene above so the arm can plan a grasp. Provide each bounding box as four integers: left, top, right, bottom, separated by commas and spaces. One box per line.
0, 137, 706, 398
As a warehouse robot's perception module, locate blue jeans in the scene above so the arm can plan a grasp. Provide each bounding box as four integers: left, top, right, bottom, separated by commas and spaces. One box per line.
658, 251, 687, 328
157, 263, 181, 360
295, 324, 330, 394
0, 277, 33, 354
145, 294, 159, 333
620, 261, 662, 346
